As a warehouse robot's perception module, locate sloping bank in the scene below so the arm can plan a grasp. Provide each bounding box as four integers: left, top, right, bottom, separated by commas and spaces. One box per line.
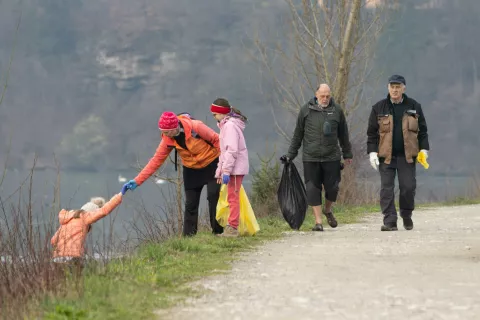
38, 205, 376, 319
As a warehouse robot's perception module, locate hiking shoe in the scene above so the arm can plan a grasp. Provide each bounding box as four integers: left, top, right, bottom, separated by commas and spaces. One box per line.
324, 211, 338, 228
312, 224, 324, 232
403, 218, 414, 230
217, 225, 239, 238
381, 223, 398, 231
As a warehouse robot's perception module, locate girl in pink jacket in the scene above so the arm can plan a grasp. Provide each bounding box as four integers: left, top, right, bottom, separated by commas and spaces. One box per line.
211, 98, 249, 237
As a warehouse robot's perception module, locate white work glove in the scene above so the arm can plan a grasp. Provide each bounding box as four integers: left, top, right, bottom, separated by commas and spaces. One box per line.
420, 149, 428, 159
369, 152, 380, 171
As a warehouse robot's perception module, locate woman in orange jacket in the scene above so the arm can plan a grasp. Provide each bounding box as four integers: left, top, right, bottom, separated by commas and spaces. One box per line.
51, 188, 125, 275
122, 111, 224, 237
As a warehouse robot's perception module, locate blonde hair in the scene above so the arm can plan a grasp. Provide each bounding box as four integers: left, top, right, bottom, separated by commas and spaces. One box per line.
72, 209, 86, 219
72, 209, 92, 232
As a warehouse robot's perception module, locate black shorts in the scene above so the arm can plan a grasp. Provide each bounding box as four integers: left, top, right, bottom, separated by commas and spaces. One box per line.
303, 161, 341, 206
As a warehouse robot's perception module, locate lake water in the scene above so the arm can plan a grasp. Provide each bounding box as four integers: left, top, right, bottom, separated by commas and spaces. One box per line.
0, 168, 474, 250
0, 168, 252, 252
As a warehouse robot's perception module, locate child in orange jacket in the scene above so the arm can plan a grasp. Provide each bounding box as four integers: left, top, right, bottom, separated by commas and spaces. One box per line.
51, 187, 126, 272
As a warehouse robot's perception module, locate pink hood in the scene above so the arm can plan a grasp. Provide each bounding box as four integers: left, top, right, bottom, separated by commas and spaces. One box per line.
215, 117, 249, 177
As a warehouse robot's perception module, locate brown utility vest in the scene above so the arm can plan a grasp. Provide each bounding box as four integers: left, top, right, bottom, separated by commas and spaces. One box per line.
377, 112, 419, 164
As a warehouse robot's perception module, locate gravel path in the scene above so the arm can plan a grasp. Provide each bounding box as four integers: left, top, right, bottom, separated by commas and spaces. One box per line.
161, 205, 480, 320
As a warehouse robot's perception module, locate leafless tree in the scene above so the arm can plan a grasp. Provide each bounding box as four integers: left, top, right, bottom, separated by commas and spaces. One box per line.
252, 0, 394, 204
254, 0, 393, 139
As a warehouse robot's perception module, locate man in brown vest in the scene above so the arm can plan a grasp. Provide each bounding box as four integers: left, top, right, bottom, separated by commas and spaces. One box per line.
367, 75, 430, 231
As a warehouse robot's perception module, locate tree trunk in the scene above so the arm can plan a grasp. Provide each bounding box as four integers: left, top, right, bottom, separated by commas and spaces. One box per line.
333, 0, 362, 106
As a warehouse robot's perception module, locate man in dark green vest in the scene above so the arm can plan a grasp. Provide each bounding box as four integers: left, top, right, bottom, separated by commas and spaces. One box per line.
281, 84, 353, 231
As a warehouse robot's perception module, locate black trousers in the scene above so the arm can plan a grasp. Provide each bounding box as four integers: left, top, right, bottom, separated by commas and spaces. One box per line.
379, 156, 416, 224
303, 161, 342, 206
183, 179, 223, 236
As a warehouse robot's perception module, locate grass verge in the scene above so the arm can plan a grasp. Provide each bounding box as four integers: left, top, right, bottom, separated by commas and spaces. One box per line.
35, 205, 375, 319
419, 197, 480, 207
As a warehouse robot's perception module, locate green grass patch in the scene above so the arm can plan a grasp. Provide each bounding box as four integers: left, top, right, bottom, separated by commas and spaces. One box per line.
331, 204, 380, 224
418, 197, 480, 208
442, 197, 480, 206
36, 206, 372, 319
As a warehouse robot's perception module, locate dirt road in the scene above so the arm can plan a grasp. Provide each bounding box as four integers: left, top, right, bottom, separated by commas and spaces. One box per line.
162, 205, 480, 319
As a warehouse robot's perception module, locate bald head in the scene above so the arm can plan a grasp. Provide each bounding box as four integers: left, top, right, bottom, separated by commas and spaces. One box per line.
317, 84, 331, 91
315, 83, 331, 107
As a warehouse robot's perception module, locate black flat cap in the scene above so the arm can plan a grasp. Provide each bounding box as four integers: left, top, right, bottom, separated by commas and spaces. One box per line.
388, 74, 406, 85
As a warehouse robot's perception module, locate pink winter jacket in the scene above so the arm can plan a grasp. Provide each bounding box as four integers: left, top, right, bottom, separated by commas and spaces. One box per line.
215, 116, 249, 177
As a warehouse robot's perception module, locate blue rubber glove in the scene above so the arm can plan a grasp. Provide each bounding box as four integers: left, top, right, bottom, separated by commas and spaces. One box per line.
121, 184, 129, 195
123, 179, 138, 192
222, 174, 230, 185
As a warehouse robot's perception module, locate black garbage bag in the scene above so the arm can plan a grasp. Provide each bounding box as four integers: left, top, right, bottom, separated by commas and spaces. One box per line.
277, 162, 307, 230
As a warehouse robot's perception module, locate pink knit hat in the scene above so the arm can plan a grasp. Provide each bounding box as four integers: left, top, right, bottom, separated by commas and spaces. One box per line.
158, 111, 179, 130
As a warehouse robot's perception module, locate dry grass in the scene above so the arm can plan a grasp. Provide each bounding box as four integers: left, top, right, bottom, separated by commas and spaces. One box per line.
0, 164, 62, 319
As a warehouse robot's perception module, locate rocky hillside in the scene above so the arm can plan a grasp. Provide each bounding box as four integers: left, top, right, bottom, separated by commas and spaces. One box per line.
0, 0, 478, 175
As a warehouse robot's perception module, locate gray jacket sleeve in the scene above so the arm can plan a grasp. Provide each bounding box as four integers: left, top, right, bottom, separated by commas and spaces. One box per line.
286, 108, 306, 160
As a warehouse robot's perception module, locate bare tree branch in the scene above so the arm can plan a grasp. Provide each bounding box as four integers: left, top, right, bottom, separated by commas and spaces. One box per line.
253, 0, 390, 123
332, 0, 362, 105
250, 0, 393, 204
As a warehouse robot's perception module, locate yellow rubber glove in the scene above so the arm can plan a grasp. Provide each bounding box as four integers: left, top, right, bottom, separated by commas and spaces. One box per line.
417, 149, 429, 169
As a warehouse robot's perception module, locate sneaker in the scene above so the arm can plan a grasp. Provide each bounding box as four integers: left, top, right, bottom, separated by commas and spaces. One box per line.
381, 223, 398, 231
312, 224, 324, 232
403, 218, 414, 230
324, 211, 338, 228
217, 225, 239, 237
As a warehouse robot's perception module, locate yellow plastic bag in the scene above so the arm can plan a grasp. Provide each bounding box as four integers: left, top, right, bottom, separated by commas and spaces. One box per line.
216, 185, 260, 236
417, 150, 429, 169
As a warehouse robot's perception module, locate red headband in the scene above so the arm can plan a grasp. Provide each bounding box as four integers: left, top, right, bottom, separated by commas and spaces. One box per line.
210, 103, 231, 114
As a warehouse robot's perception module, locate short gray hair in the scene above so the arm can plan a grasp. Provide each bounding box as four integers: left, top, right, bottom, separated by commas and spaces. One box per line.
388, 83, 406, 89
